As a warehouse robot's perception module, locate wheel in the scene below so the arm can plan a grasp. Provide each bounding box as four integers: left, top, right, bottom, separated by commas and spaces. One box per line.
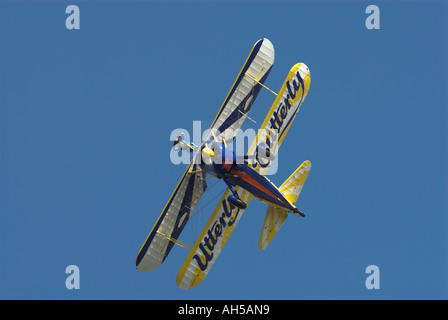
227, 195, 247, 209
233, 198, 247, 209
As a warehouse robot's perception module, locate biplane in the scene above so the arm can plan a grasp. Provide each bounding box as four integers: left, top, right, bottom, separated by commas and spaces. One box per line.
136, 38, 312, 289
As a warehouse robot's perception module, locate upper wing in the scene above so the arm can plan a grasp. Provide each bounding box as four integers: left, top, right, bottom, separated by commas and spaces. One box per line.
176, 62, 311, 289
247, 62, 311, 175
135, 39, 275, 272
206, 38, 275, 143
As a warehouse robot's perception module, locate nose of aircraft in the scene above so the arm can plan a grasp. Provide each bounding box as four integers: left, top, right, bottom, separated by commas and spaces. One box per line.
201, 147, 215, 164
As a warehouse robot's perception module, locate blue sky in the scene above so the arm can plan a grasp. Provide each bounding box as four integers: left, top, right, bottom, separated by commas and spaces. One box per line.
0, 1, 446, 299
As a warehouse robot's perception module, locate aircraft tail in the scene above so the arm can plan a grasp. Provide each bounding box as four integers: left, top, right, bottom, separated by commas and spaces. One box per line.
258, 160, 311, 250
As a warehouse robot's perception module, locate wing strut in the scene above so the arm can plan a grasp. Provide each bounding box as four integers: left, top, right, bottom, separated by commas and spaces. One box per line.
244, 72, 277, 96
156, 230, 192, 250
238, 109, 256, 124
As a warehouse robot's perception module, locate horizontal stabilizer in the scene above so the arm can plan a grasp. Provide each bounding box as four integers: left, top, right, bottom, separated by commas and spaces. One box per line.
258, 205, 288, 250
258, 160, 311, 249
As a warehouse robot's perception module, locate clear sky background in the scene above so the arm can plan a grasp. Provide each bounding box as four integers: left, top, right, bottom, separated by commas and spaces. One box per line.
0, 1, 446, 299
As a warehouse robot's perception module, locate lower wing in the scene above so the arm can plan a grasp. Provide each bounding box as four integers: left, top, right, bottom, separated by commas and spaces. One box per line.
176, 187, 253, 289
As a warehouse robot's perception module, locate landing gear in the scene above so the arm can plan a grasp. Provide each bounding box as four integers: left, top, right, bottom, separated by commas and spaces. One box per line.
227, 195, 247, 209
223, 177, 247, 209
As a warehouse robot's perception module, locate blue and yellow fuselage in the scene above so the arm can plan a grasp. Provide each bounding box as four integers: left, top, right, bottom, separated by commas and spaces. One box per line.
199, 141, 297, 213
